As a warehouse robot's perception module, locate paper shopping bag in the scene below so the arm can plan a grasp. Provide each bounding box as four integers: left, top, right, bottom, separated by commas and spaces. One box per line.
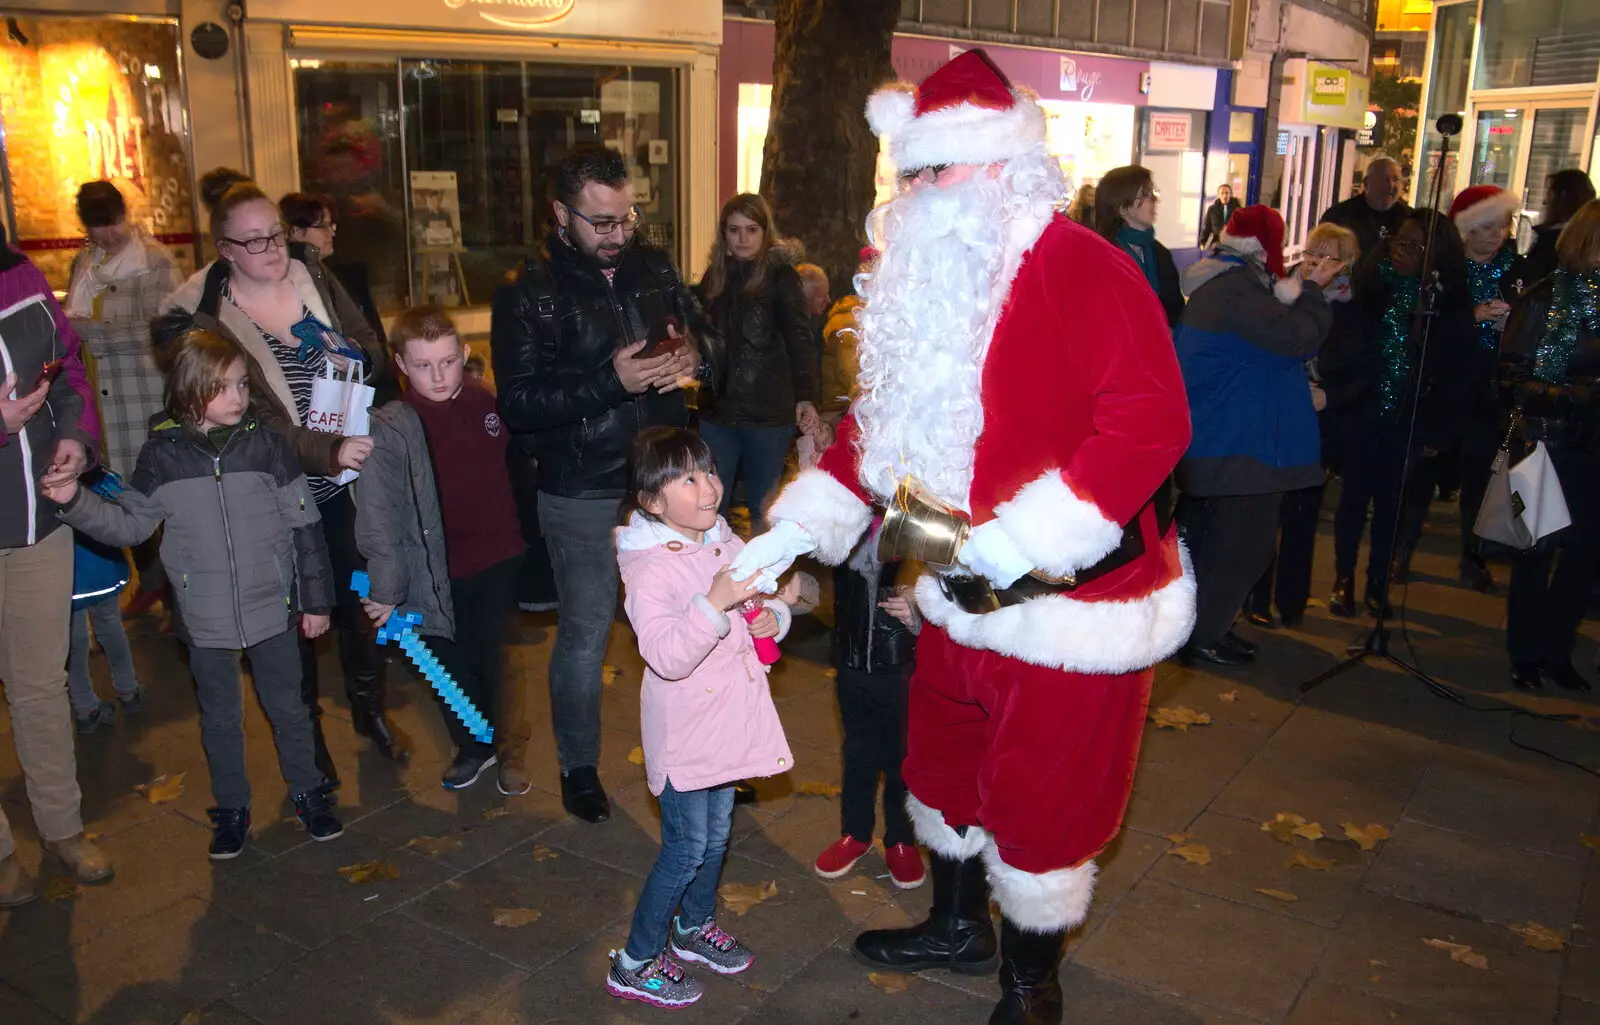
307, 360, 375, 486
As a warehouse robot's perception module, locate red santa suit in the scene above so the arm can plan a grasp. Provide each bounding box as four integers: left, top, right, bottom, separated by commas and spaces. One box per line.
755, 54, 1195, 937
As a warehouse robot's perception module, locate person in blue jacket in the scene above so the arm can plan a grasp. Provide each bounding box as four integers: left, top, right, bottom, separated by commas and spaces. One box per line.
1174, 205, 1338, 666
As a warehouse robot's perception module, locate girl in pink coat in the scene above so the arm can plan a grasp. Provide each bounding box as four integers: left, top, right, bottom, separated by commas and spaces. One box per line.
607, 427, 794, 1009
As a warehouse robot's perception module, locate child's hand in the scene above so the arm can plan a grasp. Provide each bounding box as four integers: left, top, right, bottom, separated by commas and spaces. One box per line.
361, 598, 396, 625
302, 613, 331, 639
878, 594, 917, 627
42, 476, 79, 506
707, 565, 764, 610
747, 607, 780, 638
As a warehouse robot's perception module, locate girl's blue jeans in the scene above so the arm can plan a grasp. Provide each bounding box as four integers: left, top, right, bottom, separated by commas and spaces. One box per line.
624, 780, 735, 961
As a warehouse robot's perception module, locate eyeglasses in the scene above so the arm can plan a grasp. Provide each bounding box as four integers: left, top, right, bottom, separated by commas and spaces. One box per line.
898, 164, 952, 188
1389, 238, 1425, 255
308, 221, 337, 235
1139, 189, 1162, 204
564, 204, 642, 236
222, 229, 289, 255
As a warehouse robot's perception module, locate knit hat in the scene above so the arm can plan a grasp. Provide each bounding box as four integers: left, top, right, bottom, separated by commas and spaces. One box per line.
1449, 184, 1522, 234
865, 50, 1046, 172
1221, 205, 1287, 279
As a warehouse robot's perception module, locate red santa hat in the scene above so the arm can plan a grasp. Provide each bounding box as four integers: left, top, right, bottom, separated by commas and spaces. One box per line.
1221, 205, 1287, 279
1449, 184, 1522, 234
865, 50, 1046, 172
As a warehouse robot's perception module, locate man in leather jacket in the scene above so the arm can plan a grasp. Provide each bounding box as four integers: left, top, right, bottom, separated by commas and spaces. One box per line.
491, 147, 710, 823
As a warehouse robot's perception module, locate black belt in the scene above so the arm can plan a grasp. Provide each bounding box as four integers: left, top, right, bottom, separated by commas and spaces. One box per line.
937, 500, 1150, 615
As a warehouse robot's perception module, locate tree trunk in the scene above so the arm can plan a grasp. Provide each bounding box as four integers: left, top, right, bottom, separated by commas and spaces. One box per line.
760, 0, 900, 297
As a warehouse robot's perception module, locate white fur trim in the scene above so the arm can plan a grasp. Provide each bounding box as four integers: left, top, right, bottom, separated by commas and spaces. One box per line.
879, 90, 1047, 172
1274, 276, 1304, 305
914, 541, 1196, 674
866, 86, 916, 139
691, 594, 731, 637
991, 471, 1123, 580
984, 841, 1097, 934
1453, 189, 1522, 234
907, 794, 988, 860
767, 469, 874, 566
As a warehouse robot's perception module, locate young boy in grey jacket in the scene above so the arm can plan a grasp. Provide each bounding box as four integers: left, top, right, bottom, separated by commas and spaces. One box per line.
353, 306, 527, 795
46, 328, 342, 859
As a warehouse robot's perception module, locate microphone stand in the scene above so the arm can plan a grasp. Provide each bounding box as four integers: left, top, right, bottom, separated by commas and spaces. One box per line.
1300, 115, 1469, 706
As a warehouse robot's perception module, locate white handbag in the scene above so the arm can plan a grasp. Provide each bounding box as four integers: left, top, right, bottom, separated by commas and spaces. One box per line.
1474, 421, 1572, 550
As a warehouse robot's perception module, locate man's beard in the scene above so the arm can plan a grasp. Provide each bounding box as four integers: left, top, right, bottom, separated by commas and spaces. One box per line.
854, 150, 1063, 510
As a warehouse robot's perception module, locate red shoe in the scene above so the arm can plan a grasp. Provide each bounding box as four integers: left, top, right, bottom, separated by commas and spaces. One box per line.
884, 843, 926, 890
814, 835, 872, 879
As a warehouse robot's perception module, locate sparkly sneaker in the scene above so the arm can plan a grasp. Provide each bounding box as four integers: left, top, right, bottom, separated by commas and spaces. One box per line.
605, 950, 704, 1008
670, 917, 755, 975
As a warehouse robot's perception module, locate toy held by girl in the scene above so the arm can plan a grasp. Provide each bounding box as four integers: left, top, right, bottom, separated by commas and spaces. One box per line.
45, 328, 343, 860
607, 427, 795, 1009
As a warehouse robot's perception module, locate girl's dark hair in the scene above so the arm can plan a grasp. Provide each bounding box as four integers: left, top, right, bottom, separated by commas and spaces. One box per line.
280, 192, 334, 232
622, 427, 717, 524
1094, 165, 1155, 244
1543, 169, 1598, 227
76, 181, 127, 229
210, 182, 275, 251
701, 193, 778, 304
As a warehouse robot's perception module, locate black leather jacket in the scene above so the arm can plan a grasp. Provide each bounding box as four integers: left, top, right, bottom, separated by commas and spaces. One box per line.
491, 234, 713, 499
698, 254, 821, 429
833, 561, 916, 674
1500, 269, 1600, 449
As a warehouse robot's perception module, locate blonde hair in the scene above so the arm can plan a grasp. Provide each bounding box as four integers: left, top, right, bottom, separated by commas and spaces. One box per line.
165, 329, 246, 426
1304, 223, 1359, 265
1556, 199, 1600, 273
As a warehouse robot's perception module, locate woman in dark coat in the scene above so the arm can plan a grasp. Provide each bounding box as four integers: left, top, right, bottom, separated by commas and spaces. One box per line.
1096, 165, 1185, 330
1200, 184, 1243, 250
1524, 169, 1596, 284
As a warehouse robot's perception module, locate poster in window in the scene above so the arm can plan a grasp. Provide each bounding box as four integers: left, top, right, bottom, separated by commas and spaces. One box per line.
410, 171, 462, 249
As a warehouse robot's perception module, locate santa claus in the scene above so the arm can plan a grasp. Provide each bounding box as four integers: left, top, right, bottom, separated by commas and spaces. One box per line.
732, 52, 1194, 1023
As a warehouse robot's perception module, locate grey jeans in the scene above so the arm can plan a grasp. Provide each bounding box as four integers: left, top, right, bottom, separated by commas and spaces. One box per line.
537, 491, 621, 772
188, 627, 323, 808
67, 600, 142, 717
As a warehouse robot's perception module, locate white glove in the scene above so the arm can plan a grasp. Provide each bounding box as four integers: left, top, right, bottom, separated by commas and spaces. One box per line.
729, 520, 817, 592
960, 519, 1034, 589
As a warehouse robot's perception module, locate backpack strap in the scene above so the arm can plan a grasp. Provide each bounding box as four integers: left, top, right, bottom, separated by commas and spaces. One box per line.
520, 257, 560, 362
640, 246, 683, 303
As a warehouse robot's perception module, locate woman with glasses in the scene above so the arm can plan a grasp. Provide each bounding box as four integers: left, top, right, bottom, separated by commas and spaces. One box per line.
1328, 209, 1473, 618
1095, 165, 1184, 329
162, 182, 406, 780
695, 194, 821, 536
282, 192, 389, 393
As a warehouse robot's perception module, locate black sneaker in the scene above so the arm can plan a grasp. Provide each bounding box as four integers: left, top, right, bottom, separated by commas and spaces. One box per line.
118, 688, 144, 716
442, 748, 498, 790
292, 789, 344, 841
74, 699, 116, 734
207, 807, 251, 860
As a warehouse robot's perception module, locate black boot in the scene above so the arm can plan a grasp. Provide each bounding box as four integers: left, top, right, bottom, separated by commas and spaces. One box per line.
854, 851, 998, 973
1329, 576, 1357, 618
343, 627, 409, 762
989, 919, 1069, 1025
298, 637, 340, 791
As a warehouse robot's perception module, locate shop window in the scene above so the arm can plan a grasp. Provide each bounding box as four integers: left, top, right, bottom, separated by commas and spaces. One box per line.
0, 16, 196, 290
1417, 1, 1474, 213
1475, 0, 1600, 91
1140, 109, 1206, 250
1040, 99, 1137, 193
736, 82, 897, 210
294, 58, 679, 312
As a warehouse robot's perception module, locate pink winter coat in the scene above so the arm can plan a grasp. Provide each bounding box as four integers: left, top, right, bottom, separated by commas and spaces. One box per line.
617, 513, 795, 797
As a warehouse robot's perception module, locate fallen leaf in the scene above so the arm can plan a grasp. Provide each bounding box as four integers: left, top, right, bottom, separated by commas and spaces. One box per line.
1423, 937, 1488, 969
601, 664, 619, 687
1149, 706, 1212, 731
1165, 843, 1212, 866
1287, 850, 1334, 871
1261, 813, 1321, 844
1218, 689, 1240, 703
44, 877, 83, 902
796, 781, 842, 798
1508, 922, 1565, 951
530, 845, 560, 862
401, 834, 463, 858
868, 972, 912, 994
1255, 888, 1299, 902
133, 772, 186, 804
627, 746, 646, 766
336, 860, 400, 884
491, 907, 543, 928
1581, 834, 1600, 852
1162, 832, 1194, 844
481, 807, 511, 821
1340, 822, 1391, 851
718, 880, 778, 917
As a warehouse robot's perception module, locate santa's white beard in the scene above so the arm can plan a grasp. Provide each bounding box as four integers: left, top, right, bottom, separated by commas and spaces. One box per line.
854, 147, 1065, 510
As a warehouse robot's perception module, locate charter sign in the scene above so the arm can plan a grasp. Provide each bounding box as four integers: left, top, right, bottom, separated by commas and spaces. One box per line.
442, 0, 575, 29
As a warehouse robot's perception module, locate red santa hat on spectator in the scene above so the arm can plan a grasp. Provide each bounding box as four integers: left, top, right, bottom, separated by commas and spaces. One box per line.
865, 50, 1046, 171
1449, 184, 1522, 234
1220, 205, 1304, 303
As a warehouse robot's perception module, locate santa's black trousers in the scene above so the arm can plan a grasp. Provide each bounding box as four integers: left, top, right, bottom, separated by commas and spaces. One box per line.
1179, 492, 1284, 648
